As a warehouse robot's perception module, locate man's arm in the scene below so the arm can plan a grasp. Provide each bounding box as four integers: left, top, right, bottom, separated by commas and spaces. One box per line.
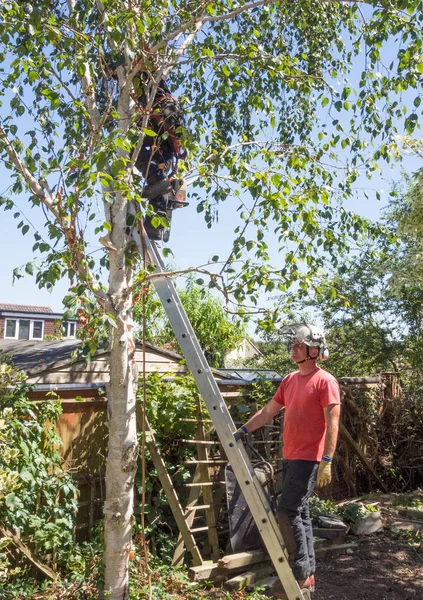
240, 398, 283, 434
317, 403, 341, 487
322, 403, 341, 457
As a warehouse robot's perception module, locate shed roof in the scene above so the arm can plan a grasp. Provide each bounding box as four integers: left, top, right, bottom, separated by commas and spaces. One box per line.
0, 339, 83, 374
0, 339, 232, 380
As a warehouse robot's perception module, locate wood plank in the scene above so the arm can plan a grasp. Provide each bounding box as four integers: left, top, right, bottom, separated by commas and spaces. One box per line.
184, 459, 227, 465
184, 503, 225, 513
315, 541, 359, 557
217, 550, 268, 571
190, 526, 217, 533
179, 418, 213, 423
390, 518, 423, 532
188, 562, 222, 581
399, 508, 423, 521
224, 563, 276, 591
184, 481, 225, 487
0, 524, 58, 581
181, 440, 217, 445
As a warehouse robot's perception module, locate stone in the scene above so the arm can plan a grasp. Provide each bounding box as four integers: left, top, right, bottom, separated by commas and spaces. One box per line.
351, 511, 383, 535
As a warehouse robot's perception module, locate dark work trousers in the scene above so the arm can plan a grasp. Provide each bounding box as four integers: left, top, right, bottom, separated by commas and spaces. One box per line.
277, 459, 319, 580
135, 141, 174, 186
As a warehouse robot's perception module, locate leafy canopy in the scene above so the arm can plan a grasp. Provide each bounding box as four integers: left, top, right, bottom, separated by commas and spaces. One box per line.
0, 1, 423, 320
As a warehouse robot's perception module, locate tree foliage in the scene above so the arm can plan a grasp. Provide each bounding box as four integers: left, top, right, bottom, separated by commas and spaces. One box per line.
0, 360, 78, 592
0, 1, 423, 311
134, 276, 246, 367
309, 162, 423, 378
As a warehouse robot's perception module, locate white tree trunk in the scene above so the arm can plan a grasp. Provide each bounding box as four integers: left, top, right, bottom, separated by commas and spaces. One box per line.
103, 190, 139, 599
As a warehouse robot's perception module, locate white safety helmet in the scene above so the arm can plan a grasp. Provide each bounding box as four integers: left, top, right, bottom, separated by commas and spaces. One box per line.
280, 323, 329, 361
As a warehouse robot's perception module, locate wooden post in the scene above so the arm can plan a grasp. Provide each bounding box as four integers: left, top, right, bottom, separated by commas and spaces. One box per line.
88, 476, 95, 540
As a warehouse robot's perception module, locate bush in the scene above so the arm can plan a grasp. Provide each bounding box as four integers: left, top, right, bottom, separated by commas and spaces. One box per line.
0, 360, 78, 592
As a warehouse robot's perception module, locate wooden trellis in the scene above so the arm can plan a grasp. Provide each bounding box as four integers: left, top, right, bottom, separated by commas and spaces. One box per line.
142, 386, 284, 567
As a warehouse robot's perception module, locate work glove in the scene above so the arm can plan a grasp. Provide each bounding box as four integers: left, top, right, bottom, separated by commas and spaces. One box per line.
233, 425, 248, 442
317, 459, 332, 487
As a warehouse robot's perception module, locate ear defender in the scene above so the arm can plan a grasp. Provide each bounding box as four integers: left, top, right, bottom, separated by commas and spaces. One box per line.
320, 346, 329, 361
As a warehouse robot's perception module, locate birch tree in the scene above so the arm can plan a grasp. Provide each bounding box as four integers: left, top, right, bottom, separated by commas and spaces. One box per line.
1, 1, 423, 598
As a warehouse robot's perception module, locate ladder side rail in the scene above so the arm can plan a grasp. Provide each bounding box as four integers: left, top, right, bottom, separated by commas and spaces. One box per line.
132, 226, 308, 600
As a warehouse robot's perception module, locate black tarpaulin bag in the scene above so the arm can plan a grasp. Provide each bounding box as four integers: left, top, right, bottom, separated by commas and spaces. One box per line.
225, 461, 277, 553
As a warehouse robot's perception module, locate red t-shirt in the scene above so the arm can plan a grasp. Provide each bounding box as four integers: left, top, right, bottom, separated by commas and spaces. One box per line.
273, 367, 341, 461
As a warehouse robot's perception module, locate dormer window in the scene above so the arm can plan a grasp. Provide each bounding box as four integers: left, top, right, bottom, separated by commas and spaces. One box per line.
5, 319, 44, 340
63, 321, 76, 338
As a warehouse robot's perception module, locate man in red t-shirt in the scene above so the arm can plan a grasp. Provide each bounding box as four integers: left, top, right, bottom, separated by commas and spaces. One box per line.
234, 324, 341, 599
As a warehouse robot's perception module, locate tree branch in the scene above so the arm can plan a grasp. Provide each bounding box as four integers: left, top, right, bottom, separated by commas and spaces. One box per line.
66, 0, 101, 130
0, 124, 59, 219
131, 266, 229, 303
161, 19, 204, 79
151, 0, 276, 55
0, 124, 107, 303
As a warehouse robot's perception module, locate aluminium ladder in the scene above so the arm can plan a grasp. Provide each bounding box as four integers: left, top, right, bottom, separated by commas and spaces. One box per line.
132, 225, 310, 600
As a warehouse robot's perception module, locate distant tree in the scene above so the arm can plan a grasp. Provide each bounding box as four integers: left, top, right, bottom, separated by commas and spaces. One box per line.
313, 163, 423, 378
247, 329, 292, 374
134, 277, 246, 368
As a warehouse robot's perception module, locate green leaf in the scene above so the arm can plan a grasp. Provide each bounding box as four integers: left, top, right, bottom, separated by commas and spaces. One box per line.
115, 138, 132, 152
405, 113, 418, 134
142, 128, 157, 137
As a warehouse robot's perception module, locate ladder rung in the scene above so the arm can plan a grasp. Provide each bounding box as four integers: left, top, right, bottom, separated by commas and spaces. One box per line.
184, 481, 225, 487
181, 440, 217, 445
184, 503, 225, 513
178, 418, 213, 423
184, 460, 227, 465
190, 526, 217, 533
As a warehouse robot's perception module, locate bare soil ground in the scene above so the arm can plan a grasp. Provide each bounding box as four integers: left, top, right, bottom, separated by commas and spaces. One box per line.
312, 529, 423, 600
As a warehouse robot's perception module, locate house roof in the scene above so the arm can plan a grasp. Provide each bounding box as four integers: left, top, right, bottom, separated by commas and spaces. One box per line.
0, 303, 54, 313
247, 338, 263, 356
